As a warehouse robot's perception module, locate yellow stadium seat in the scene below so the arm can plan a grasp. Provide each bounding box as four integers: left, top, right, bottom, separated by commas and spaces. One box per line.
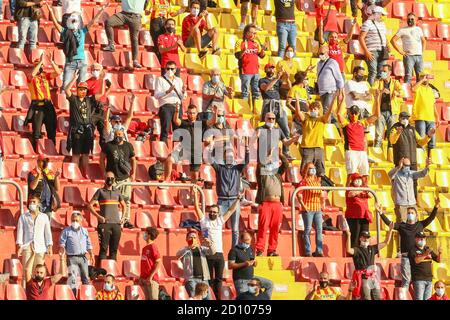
262, 15, 277, 31
443, 212, 450, 232
432, 263, 450, 284
295, 15, 304, 32
306, 38, 319, 55
430, 149, 450, 168
303, 16, 316, 33
184, 53, 205, 73
416, 148, 427, 168
222, 34, 238, 50
220, 13, 239, 30
262, 0, 275, 13
323, 123, 342, 145
206, 14, 219, 28
366, 125, 376, 144
253, 99, 263, 116
267, 36, 279, 53
417, 169, 435, 191
228, 75, 241, 93
325, 145, 345, 164
328, 167, 346, 186
439, 193, 450, 209
417, 191, 436, 210
433, 3, 450, 20
332, 190, 346, 209
368, 147, 391, 166
435, 170, 450, 191
293, 57, 311, 72
204, 54, 224, 71
375, 190, 394, 210
217, 0, 237, 11
295, 37, 309, 55
233, 99, 253, 114
269, 56, 283, 66
226, 55, 239, 72
370, 169, 391, 187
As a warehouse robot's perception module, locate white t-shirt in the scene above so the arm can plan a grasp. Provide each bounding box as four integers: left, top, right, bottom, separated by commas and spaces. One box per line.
200, 216, 224, 253
345, 80, 371, 112
62, 0, 81, 15
394, 26, 424, 56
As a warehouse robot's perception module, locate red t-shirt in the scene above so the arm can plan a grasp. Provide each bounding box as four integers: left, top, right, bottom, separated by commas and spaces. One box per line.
237, 40, 262, 75
328, 41, 344, 72
158, 32, 182, 68
182, 15, 206, 43
86, 77, 102, 96
140, 243, 161, 281
316, 0, 340, 33
342, 119, 367, 151
26, 278, 53, 300
345, 190, 372, 222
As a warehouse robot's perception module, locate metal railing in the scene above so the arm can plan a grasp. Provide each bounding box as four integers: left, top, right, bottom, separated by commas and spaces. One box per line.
291, 186, 380, 257
115, 181, 207, 213
0, 179, 25, 215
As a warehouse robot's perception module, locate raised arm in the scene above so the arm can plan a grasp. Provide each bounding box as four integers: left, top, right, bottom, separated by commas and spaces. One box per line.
64, 70, 79, 97
223, 195, 242, 223
46, 2, 63, 33
378, 222, 394, 251
345, 229, 355, 255
344, 19, 356, 44
31, 54, 45, 77
124, 94, 135, 129
51, 254, 67, 284
336, 89, 346, 124
192, 187, 205, 220
421, 198, 439, 227
366, 89, 380, 124
173, 103, 182, 127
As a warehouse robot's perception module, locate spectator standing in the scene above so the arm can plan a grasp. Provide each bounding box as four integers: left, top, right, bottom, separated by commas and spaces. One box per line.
103, 0, 145, 68
237, 0, 260, 30
26, 261, 66, 300
85, 64, 108, 145
359, 6, 389, 85
274, 0, 300, 58
236, 278, 270, 300
390, 13, 426, 84
287, 71, 311, 133
345, 66, 373, 119
100, 128, 136, 229
228, 231, 273, 297
15, 0, 41, 50
59, 211, 95, 286
16, 195, 53, 285
316, 45, 344, 123
96, 274, 125, 300
352, 0, 391, 21
409, 232, 442, 300
139, 227, 162, 300
88, 172, 126, 263
193, 188, 242, 300
429, 281, 448, 300
28, 155, 61, 219
202, 69, 234, 114
345, 226, 394, 300
104, 94, 135, 144
176, 231, 214, 299
182, 1, 220, 59
24, 54, 61, 152
305, 272, 350, 300
297, 162, 324, 257
315, 0, 341, 41
373, 63, 403, 147
154, 60, 185, 144
235, 24, 267, 101
157, 19, 186, 76
379, 198, 439, 290
411, 72, 439, 152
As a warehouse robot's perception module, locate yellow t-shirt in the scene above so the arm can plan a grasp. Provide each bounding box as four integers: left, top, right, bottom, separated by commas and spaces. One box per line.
312, 287, 342, 300
301, 113, 327, 149
276, 60, 299, 82
288, 85, 309, 103
412, 85, 436, 121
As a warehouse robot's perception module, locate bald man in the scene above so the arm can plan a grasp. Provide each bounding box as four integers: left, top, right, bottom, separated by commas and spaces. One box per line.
202, 69, 233, 116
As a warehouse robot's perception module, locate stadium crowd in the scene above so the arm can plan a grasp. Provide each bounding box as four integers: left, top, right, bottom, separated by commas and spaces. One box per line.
0, 0, 448, 301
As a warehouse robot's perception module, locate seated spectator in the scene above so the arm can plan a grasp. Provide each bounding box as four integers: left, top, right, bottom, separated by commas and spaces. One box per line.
202, 69, 233, 114
345, 66, 373, 120
305, 272, 350, 300
429, 281, 448, 301
228, 231, 273, 297
176, 231, 214, 299
96, 274, 124, 300
182, 1, 220, 59
104, 94, 135, 144
236, 278, 270, 300
158, 18, 186, 76
139, 227, 161, 300
409, 232, 442, 300
28, 155, 61, 219
26, 261, 66, 300
189, 282, 209, 300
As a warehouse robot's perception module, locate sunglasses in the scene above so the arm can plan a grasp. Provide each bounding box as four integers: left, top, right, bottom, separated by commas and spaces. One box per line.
267, 117, 276, 120
166, 67, 176, 71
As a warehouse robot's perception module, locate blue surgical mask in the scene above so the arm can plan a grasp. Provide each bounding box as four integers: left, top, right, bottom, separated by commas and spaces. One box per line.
436, 288, 445, 297
310, 111, 318, 118
104, 283, 114, 291
143, 233, 148, 241
248, 286, 257, 294
308, 168, 317, 176
211, 75, 220, 84
418, 240, 426, 247
402, 166, 410, 173
380, 72, 388, 79
240, 243, 250, 250
218, 115, 225, 124
406, 213, 415, 222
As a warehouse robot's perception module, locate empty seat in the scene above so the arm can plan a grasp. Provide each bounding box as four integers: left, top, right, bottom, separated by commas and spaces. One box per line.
151, 141, 169, 160
62, 162, 90, 183
3, 259, 23, 279
100, 259, 124, 280
63, 186, 85, 207
5, 284, 26, 300
170, 259, 184, 280
135, 211, 157, 228
125, 285, 146, 300
123, 260, 140, 280
0, 185, 18, 205
10, 70, 28, 88
132, 187, 156, 208
158, 211, 180, 230
54, 285, 76, 300
78, 284, 97, 300
14, 138, 37, 158
298, 261, 320, 282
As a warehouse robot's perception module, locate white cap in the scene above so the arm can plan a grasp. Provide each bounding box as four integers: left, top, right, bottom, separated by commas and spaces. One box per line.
370, 6, 388, 16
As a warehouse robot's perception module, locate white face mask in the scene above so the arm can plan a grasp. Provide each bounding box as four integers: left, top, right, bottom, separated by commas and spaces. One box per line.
92, 70, 100, 78
166, 69, 174, 78
406, 213, 416, 222
319, 54, 328, 61
104, 283, 114, 291
436, 288, 445, 297
211, 75, 220, 84
400, 119, 409, 127
417, 240, 426, 248
286, 51, 294, 59
360, 240, 370, 248
265, 122, 274, 129
71, 221, 81, 230
353, 179, 363, 187
191, 8, 200, 16
28, 204, 38, 212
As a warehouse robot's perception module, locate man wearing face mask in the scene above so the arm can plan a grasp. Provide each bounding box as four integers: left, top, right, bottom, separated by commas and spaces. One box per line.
359, 6, 389, 85
17, 195, 53, 286
345, 225, 394, 300
139, 227, 161, 300
96, 274, 124, 300
345, 66, 372, 120
408, 232, 442, 300
176, 231, 215, 299
391, 13, 426, 84
316, 45, 344, 124
202, 69, 233, 115
429, 281, 448, 300
104, 94, 135, 144
378, 198, 439, 290
157, 18, 186, 76
26, 261, 66, 300
88, 172, 126, 264
193, 188, 242, 300
236, 278, 270, 300
59, 211, 95, 286
305, 272, 349, 300
373, 64, 403, 148
100, 128, 136, 229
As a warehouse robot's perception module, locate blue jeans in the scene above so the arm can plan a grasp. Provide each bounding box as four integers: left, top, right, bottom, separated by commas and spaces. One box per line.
302, 211, 323, 255
400, 255, 411, 288
17, 17, 38, 49
415, 120, 435, 149
9, 0, 14, 17
218, 198, 241, 248
366, 50, 387, 86
62, 60, 88, 90
240, 74, 261, 99
234, 276, 274, 298
185, 278, 212, 300
413, 280, 432, 300
320, 91, 337, 124
66, 256, 90, 285
276, 21, 297, 58
403, 55, 423, 84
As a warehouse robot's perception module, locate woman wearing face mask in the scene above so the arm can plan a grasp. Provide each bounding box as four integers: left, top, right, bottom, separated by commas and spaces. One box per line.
96, 274, 124, 300
276, 46, 299, 84
345, 173, 373, 248
287, 71, 311, 134
429, 281, 448, 300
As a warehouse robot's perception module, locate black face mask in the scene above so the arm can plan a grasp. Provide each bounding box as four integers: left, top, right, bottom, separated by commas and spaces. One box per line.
209, 214, 217, 220
166, 26, 175, 33
407, 19, 415, 27
319, 280, 329, 288
39, 67, 44, 74
34, 275, 44, 282
355, 75, 364, 82
266, 71, 274, 78
106, 177, 115, 186
115, 136, 124, 144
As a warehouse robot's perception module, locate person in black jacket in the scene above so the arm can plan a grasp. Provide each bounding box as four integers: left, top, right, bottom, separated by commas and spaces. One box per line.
15, 0, 41, 50
377, 197, 439, 291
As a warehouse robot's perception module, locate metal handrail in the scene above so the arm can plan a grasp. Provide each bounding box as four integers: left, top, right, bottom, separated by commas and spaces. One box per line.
0, 179, 25, 215
115, 181, 206, 213
291, 186, 380, 257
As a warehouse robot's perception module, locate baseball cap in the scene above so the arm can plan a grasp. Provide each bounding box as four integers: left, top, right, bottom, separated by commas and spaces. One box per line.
350, 173, 362, 181
399, 111, 410, 119
77, 82, 88, 89
264, 63, 275, 71
110, 115, 122, 122
415, 231, 426, 238
370, 6, 388, 15
360, 231, 371, 238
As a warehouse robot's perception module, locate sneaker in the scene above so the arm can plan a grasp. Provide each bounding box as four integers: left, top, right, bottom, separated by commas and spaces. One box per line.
256, 250, 263, 257
102, 44, 115, 52
312, 252, 324, 257
133, 60, 143, 69
267, 251, 279, 257
123, 221, 135, 229
238, 23, 245, 30
198, 50, 208, 59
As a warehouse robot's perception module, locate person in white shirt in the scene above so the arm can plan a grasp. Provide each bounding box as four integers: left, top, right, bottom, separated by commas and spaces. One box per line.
345, 66, 372, 119
154, 60, 186, 144
61, 0, 82, 28
193, 187, 242, 300
16, 195, 53, 286
390, 12, 426, 84
104, 93, 135, 143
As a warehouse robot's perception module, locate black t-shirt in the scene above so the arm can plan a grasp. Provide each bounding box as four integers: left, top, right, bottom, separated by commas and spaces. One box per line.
408, 246, 438, 281
274, 0, 295, 20
236, 291, 270, 300
191, 247, 203, 278
259, 77, 282, 100
67, 95, 98, 128
228, 245, 255, 281
352, 245, 379, 270
380, 80, 391, 112
102, 141, 135, 181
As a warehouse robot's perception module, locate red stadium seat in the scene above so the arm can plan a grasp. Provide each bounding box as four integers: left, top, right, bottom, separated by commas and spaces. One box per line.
392, 60, 405, 77
394, 287, 412, 300
0, 160, 16, 180
7, 48, 30, 67
78, 284, 97, 300
133, 187, 157, 208
348, 40, 365, 56
135, 163, 150, 182
141, 51, 160, 70
100, 259, 124, 280
13, 137, 37, 159
158, 211, 181, 230
155, 188, 177, 207
106, 94, 125, 113
392, 2, 412, 19
63, 186, 86, 207
443, 43, 450, 61
54, 285, 76, 300
95, 29, 109, 46
413, 2, 438, 21
248, 212, 259, 230
9, 70, 29, 89
187, 75, 204, 92
199, 165, 215, 184
133, 140, 153, 161
62, 162, 90, 183
151, 141, 169, 160
3, 259, 23, 280
156, 263, 176, 282
0, 208, 17, 230
125, 285, 146, 300
37, 139, 64, 161
322, 261, 348, 284
144, 73, 158, 91
85, 163, 105, 183
98, 51, 120, 69
0, 184, 18, 205
286, 166, 301, 184
123, 260, 140, 280
11, 91, 31, 111
203, 189, 218, 206
344, 262, 355, 279
12, 115, 30, 134
298, 261, 320, 282
220, 284, 237, 300
437, 24, 449, 40
178, 189, 194, 207
172, 285, 189, 300
135, 211, 157, 228
139, 30, 153, 46
6, 26, 18, 42
389, 262, 402, 282
419, 22, 437, 40
117, 29, 131, 46
5, 284, 26, 300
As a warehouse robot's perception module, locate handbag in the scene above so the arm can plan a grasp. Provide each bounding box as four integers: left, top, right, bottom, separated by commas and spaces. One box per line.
314, 3, 332, 42
371, 20, 389, 60
313, 58, 331, 94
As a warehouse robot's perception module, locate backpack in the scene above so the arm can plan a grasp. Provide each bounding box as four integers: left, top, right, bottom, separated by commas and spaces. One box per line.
148, 161, 165, 180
